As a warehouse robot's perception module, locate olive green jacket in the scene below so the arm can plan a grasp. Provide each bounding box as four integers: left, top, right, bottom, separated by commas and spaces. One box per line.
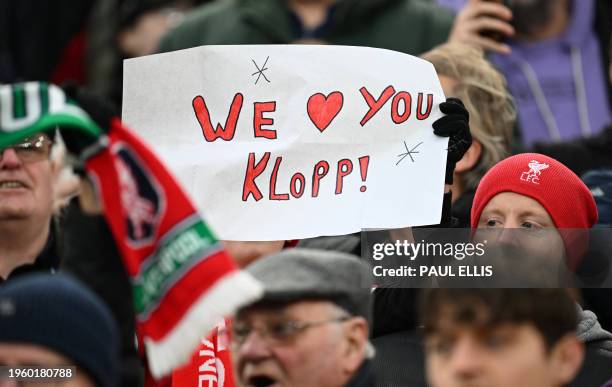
158, 0, 453, 56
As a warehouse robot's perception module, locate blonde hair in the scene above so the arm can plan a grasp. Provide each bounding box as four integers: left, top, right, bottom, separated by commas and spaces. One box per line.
422, 43, 516, 190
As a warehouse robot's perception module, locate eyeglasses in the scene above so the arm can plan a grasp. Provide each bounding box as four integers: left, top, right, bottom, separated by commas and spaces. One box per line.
0, 134, 53, 164
232, 316, 351, 347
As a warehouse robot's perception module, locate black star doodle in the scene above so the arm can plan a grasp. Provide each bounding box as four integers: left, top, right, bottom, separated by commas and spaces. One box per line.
251, 56, 271, 84
396, 141, 423, 165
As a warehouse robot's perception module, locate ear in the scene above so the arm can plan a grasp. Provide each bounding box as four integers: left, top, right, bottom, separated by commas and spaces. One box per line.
454, 140, 482, 174
549, 334, 585, 386
341, 317, 369, 375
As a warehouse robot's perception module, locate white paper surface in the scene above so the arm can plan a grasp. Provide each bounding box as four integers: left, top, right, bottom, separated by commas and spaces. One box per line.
122, 45, 447, 240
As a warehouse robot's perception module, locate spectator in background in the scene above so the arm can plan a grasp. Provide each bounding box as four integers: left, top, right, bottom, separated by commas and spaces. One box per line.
422, 43, 515, 225
0, 82, 141, 387
232, 248, 374, 387
470, 153, 612, 386
0, 128, 60, 280
445, 2, 612, 334
471, 153, 597, 276
446, 0, 612, 146
421, 288, 586, 387
98, 0, 200, 106
118, 0, 185, 58
372, 152, 611, 387
0, 273, 120, 387
157, 0, 453, 56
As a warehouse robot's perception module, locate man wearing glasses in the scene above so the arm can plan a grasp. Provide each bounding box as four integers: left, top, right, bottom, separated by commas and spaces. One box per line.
232, 248, 374, 387
0, 131, 60, 280
0, 82, 142, 386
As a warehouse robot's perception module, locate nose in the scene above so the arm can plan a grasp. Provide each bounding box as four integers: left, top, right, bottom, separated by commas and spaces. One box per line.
501, 216, 522, 229
496, 228, 516, 246
0, 148, 22, 168
495, 218, 522, 246
448, 337, 483, 380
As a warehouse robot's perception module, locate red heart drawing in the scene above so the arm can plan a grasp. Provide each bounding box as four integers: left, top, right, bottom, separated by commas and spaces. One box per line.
307, 91, 344, 132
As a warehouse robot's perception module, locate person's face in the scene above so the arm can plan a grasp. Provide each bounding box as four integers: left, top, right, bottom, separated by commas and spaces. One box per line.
473, 192, 566, 283
232, 300, 367, 387
0, 133, 58, 222
0, 342, 95, 387
425, 314, 583, 387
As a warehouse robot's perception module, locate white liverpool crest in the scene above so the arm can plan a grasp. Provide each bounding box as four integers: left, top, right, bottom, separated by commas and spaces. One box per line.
520, 160, 550, 184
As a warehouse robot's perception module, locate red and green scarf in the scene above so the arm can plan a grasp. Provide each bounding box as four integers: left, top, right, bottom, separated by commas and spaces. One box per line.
0, 82, 262, 379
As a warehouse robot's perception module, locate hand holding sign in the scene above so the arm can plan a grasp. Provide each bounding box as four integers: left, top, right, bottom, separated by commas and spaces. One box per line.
122, 45, 448, 240
433, 98, 472, 184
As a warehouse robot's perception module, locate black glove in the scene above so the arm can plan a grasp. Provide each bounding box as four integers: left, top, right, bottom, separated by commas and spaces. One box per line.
60, 82, 118, 155
433, 98, 472, 184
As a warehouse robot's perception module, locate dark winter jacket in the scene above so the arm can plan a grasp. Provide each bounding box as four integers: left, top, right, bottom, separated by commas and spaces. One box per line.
0, 221, 60, 283
346, 360, 376, 387
157, 0, 453, 56
0, 201, 142, 386
532, 125, 612, 177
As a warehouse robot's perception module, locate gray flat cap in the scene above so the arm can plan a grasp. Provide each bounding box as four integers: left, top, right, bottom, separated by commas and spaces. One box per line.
245, 248, 373, 324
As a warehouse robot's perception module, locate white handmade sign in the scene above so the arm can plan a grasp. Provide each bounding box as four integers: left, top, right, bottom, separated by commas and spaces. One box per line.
122, 45, 447, 240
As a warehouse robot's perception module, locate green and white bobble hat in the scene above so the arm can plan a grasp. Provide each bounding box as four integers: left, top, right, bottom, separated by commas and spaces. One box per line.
0, 82, 101, 149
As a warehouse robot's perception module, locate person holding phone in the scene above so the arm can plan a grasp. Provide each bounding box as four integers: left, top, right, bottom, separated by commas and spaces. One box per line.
445, 0, 611, 147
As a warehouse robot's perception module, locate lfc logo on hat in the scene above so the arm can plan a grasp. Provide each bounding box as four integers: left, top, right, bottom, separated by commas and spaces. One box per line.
520, 160, 549, 184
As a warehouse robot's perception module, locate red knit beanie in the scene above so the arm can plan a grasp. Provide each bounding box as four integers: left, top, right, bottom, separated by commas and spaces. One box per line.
471, 153, 598, 270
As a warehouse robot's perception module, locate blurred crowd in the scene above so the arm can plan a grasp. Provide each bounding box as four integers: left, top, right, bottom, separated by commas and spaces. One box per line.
0, 0, 612, 387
